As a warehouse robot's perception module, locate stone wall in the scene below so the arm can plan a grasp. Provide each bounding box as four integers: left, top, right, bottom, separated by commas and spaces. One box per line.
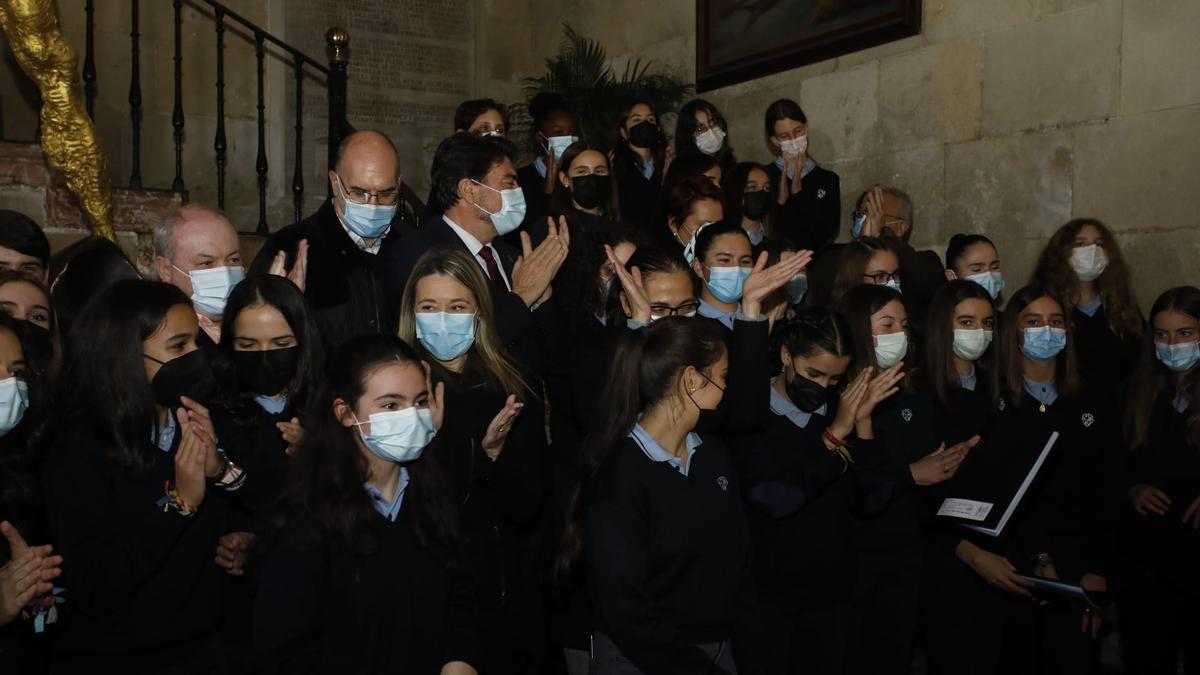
521, 0, 1200, 310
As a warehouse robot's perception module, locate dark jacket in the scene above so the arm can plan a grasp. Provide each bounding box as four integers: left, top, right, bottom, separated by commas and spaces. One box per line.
253, 507, 479, 674
515, 162, 554, 247
613, 155, 663, 231
765, 162, 842, 253
1071, 303, 1142, 397
584, 434, 762, 674
249, 200, 405, 348
41, 415, 232, 671
807, 237, 945, 326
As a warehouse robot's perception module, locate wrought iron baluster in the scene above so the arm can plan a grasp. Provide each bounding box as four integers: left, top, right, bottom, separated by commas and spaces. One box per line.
213, 7, 227, 210
255, 31, 268, 234
83, 0, 96, 119
128, 0, 142, 189
292, 53, 304, 224
171, 0, 186, 195
326, 27, 349, 177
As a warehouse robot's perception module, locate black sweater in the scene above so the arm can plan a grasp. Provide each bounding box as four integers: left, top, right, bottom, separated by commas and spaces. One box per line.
41, 416, 232, 670
733, 399, 875, 607
584, 434, 762, 674
1071, 304, 1141, 396
253, 506, 479, 674
249, 200, 405, 348
613, 156, 663, 230
515, 162, 554, 247
764, 163, 841, 253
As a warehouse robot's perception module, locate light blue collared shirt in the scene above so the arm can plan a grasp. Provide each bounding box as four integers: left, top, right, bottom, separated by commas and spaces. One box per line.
641, 158, 655, 181
746, 223, 765, 247
774, 156, 817, 181
1024, 377, 1059, 408
960, 366, 977, 392
255, 394, 289, 415
698, 298, 737, 331
534, 156, 548, 179
364, 467, 410, 522
1077, 297, 1103, 317
1173, 391, 1190, 414
769, 378, 827, 429
154, 413, 177, 453
629, 423, 701, 477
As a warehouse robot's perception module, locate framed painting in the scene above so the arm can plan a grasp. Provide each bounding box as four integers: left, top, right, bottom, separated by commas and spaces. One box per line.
696, 0, 922, 91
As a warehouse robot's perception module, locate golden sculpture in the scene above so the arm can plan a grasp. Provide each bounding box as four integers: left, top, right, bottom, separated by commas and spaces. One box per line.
0, 0, 115, 241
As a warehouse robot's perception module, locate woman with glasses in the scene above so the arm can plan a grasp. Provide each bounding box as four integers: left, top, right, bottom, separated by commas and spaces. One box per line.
674, 99, 737, 174
813, 237, 901, 309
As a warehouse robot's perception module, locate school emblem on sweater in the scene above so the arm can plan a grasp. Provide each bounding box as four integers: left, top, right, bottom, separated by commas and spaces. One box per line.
901, 408, 913, 422
998, 399, 1006, 411
817, 189, 827, 198
1081, 413, 1094, 428
717, 476, 729, 492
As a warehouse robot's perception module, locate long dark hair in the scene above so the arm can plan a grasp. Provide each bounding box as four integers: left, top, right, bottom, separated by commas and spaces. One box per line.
611, 98, 666, 176
558, 317, 727, 576
777, 307, 853, 371
0, 314, 47, 524
267, 334, 460, 556
549, 140, 619, 220
47, 235, 140, 339
1030, 218, 1143, 341
837, 283, 909, 381
1125, 286, 1200, 449
674, 98, 735, 168
555, 221, 644, 329
723, 162, 773, 234
764, 98, 807, 139
59, 280, 190, 475
828, 237, 893, 308
924, 280, 997, 409
213, 275, 325, 427
604, 245, 697, 326
996, 285, 1080, 406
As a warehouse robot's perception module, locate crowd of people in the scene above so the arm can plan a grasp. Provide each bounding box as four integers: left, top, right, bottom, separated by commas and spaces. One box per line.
0, 90, 1195, 675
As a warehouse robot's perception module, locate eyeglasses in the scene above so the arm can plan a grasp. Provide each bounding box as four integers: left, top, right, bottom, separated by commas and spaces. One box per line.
693, 120, 724, 136
337, 174, 399, 206
650, 300, 701, 317
864, 271, 903, 285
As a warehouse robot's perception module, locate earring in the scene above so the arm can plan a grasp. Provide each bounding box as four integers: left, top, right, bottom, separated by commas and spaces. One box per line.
688, 388, 696, 395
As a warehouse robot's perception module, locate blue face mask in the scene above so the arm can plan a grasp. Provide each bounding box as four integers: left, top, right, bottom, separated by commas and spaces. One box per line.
353, 407, 436, 463
415, 312, 476, 361
1021, 326, 1067, 362
471, 180, 527, 236
1156, 341, 1200, 373
176, 264, 245, 317
851, 212, 868, 238
965, 270, 1005, 300
705, 266, 751, 304
786, 274, 807, 305
544, 135, 578, 162
337, 177, 396, 240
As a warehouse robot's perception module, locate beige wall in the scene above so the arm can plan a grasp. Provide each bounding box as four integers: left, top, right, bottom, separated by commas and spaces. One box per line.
519, 0, 1200, 310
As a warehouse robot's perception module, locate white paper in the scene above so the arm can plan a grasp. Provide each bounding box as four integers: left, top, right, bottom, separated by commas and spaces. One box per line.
937, 498, 993, 521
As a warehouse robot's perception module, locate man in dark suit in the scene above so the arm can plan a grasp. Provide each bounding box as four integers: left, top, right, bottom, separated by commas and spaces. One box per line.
250, 129, 407, 348
392, 133, 568, 349
807, 185, 945, 322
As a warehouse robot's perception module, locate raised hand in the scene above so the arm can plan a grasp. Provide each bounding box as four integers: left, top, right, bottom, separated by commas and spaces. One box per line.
909, 435, 979, 486
481, 395, 524, 461
277, 417, 304, 457
857, 362, 905, 423
214, 532, 255, 577
0, 522, 62, 626
511, 217, 570, 307
174, 422, 209, 509
606, 245, 651, 325
741, 250, 814, 319
828, 367, 872, 441
862, 186, 886, 238
267, 239, 309, 293
180, 398, 221, 479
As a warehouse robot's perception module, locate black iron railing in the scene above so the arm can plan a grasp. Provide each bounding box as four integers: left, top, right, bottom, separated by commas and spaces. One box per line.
81, 0, 350, 233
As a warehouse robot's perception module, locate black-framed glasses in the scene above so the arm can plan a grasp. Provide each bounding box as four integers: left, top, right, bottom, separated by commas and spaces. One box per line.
650, 300, 701, 317
864, 271, 903, 285
337, 174, 399, 205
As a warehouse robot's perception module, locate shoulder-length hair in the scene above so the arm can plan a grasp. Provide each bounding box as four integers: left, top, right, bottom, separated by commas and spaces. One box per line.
722, 162, 773, 234
836, 283, 911, 381
611, 98, 666, 177
1030, 218, 1143, 341
58, 279, 191, 475
924, 280, 997, 409
397, 247, 530, 398
829, 237, 893, 308
265, 334, 459, 556
549, 141, 619, 220
996, 285, 1080, 406
1125, 286, 1200, 449
673, 98, 736, 167
213, 275, 325, 427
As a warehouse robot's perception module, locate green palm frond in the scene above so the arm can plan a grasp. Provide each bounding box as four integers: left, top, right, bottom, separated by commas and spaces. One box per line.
516, 24, 693, 150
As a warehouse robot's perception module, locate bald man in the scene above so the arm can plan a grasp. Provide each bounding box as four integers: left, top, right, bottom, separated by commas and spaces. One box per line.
250, 129, 407, 348
154, 203, 244, 348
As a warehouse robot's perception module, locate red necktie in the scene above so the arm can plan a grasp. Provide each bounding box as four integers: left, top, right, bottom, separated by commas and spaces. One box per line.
477, 245, 505, 292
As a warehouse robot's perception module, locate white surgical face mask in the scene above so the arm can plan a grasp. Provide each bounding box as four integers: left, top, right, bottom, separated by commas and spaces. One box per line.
544, 135, 578, 162
1070, 244, 1108, 282
779, 135, 808, 158
952, 328, 993, 362
353, 406, 437, 463
0, 376, 29, 437
678, 221, 713, 265
695, 127, 726, 156
175, 264, 245, 317
873, 331, 908, 369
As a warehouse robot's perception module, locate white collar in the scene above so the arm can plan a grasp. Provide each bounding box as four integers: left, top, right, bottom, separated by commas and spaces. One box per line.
442, 215, 487, 256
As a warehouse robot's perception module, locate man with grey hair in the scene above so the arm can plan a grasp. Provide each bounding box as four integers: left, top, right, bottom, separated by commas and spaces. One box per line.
153, 202, 244, 348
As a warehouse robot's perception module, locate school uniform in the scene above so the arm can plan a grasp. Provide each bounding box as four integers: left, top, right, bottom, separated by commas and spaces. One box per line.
41, 413, 233, 673
249, 199, 405, 348
434, 366, 548, 675
806, 238, 945, 326
1071, 300, 1141, 397
765, 158, 841, 253
613, 155, 662, 230
1116, 391, 1200, 675
0, 433, 50, 672
691, 302, 773, 435
253, 472, 480, 674
584, 429, 763, 674
731, 382, 876, 675
516, 159, 554, 247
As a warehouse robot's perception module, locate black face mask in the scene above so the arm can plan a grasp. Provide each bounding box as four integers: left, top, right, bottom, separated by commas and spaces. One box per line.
742, 191, 772, 221
146, 349, 215, 408
785, 372, 828, 413
571, 174, 612, 210
232, 346, 301, 397
628, 120, 661, 149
